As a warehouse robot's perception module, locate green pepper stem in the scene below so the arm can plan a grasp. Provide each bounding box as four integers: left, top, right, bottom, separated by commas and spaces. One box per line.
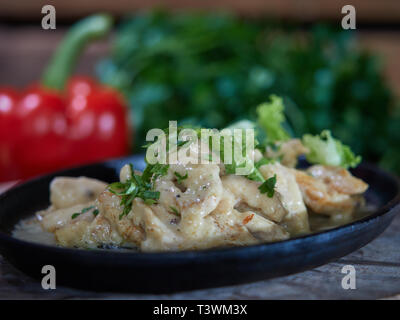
41, 14, 113, 91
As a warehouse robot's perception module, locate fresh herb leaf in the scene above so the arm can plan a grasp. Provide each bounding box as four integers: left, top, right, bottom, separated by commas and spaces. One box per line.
169, 206, 181, 216
144, 199, 157, 205
142, 163, 170, 185
109, 163, 167, 220
81, 206, 95, 213
92, 209, 99, 217
174, 171, 188, 184
246, 169, 265, 182
258, 174, 277, 198
71, 206, 95, 219
119, 205, 131, 220
71, 213, 81, 219
108, 182, 126, 191
255, 157, 275, 169
142, 190, 160, 199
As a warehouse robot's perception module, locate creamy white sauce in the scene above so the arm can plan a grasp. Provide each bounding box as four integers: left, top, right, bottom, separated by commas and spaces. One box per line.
13, 216, 56, 246
13, 204, 375, 248
12, 216, 137, 251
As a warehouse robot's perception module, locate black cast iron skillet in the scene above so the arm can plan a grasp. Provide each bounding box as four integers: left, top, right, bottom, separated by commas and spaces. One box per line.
0, 155, 399, 293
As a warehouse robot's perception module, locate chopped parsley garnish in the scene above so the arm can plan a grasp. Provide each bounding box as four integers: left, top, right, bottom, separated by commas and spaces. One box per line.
258, 174, 277, 198
81, 206, 95, 213
108, 163, 169, 220
141, 163, 170, 184
174, 171, 188, 184
71, 206, 95, 219
255, 157, 275, 169
71, 213, 80, 220
169, 206, 181, 216
177, 140, 190, 147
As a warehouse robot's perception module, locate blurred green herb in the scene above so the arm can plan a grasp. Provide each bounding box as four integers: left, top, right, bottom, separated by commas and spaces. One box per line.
169, 206, 181, 216
71, 213, 80, 220
174, 171, 188, 184
71, 206, 95, 219
98, 10, 400, 174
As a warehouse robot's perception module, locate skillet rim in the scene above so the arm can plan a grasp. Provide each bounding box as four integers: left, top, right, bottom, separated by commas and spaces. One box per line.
0, 158, 399, 261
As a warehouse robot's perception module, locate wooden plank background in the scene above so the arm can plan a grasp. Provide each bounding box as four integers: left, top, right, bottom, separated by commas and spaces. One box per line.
1, 0, 400, 23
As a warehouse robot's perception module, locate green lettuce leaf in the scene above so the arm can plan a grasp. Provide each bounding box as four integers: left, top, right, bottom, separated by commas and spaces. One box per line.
302, 130, 361, 168
256, 95, 290, 144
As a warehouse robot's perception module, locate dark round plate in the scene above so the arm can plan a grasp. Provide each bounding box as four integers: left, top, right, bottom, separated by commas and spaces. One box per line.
0, 155, 399, 293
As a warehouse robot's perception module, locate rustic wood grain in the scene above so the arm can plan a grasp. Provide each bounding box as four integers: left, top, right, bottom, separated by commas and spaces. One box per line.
1, 213, 399, 299
1, 0, 400, 23
358, 32, 400, 99
0, 26, 110, 88
382, 294, 400, 300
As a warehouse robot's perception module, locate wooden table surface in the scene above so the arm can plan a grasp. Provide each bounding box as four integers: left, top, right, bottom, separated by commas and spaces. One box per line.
0, 177, 399, 299
2, 0, 400, 24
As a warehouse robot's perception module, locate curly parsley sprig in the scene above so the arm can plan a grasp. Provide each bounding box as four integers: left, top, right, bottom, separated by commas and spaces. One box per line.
108, 163, 169, 219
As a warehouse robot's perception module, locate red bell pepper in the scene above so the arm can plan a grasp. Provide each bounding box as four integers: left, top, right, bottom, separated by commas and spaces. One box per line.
0, 14, 132, 182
